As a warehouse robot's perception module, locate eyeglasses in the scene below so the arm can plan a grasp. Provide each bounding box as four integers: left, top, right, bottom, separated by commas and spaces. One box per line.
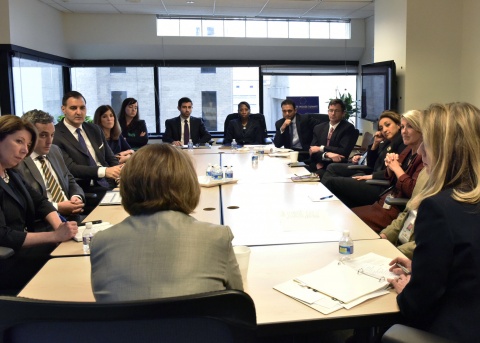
328, 109, 343, 114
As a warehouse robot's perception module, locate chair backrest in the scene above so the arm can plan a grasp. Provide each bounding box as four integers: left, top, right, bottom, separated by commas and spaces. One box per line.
0, 290, 256, 343
306, 113, 330, 126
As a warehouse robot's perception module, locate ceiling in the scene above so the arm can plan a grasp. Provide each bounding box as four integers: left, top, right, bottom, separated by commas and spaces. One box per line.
38, 0, 374, 20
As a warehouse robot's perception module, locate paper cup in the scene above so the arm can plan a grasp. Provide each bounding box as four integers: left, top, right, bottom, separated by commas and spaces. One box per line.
289, 151, 299, 162
233, 246, 251, 281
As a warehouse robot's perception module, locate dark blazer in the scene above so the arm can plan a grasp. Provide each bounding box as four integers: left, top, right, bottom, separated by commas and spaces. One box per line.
274, 114, 318, 151
120, 119, 148, 150
16, 144, 85, 204
0, 170, 55, 251
52, 120, 119, 190
397, 190, 480, 343
367, 132, 406, 180
224, 118, 263, 145
163, 116, 212, 144
310, 120, 357, 161
107, 134, 131, 155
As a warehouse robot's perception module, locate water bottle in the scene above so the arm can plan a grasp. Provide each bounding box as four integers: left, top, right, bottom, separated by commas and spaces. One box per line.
339, 230, 354, 262
206, 163, 213, 178
225, 166, 233, 179
231, 139, 238, 150
212, 164, 223, 180
187, 139, 194, 150
82, 222, 94, 254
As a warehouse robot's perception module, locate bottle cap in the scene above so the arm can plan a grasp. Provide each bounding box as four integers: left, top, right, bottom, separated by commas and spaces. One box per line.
343, 230, 350, 235
86, 222, 93, 229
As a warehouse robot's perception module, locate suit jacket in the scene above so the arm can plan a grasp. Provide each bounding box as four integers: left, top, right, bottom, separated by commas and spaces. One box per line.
274, 114, 317, 151
120, 119, 148, 150
90, 210, 243, 302
0, 170, 55, 251
163, 116, 212, 144
397, 189, 480, 342
311, 120, 357, 157
224, 118, 263, 145
16, 144, 85, 204
53, 120, 119, 190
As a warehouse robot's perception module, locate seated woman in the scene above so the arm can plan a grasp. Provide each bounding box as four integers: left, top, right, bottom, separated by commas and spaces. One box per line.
0, 116, 78, 294
388, 102, 480, 342
224, 101, 263, 145
94, 105, 134, 163
351, 110, 424, 232
118, 97, 148, 150
90, 143, 243, 302
322, 111, 405, 208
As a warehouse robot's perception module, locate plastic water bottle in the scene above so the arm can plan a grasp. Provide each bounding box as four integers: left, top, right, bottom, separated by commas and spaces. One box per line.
225, 166, 233, 179
212, 164, 223, 180
187, 139, 194, 151
339, 230, 354, 262
206, 163, 213, 178
82, 222, 94, 254
231, 139, 238, 150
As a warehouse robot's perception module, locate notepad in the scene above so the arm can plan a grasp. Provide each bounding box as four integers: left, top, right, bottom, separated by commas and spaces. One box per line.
100, 191, 121, 205
73, 222, 113, 242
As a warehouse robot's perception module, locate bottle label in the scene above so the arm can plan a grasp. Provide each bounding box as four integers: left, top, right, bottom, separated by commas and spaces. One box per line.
339, 245, 354, 255
225, 171, 233, 179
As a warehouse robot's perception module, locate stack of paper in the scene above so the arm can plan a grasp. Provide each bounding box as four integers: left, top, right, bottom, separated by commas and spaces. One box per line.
100, 191, 121, 205
274, 253, 395, 314
73, 222, 113, 242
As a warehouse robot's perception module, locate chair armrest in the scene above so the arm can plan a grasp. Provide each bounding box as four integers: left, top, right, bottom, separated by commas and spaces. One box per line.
216, 138, 224, 145
264, 137, 273, 144
347, 165, 373, 173
382, 324, 455, 343
322, 157, 333, 163
365, 179, 390, 187
0, 247, 14, 259
385, 197, 408, 207
85, 193, 98, 199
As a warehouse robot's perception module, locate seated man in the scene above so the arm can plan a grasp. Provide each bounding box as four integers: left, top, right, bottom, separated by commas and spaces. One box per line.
163, 97, 212, 146
274, 99, 319, 161
308, 99, 357, 177
53, 91, 122, 213
17, 109, 85, 223
379, 168, 428, 259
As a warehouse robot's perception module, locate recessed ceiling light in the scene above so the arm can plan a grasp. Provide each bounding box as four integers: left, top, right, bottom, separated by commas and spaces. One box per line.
187, 1, 195, 4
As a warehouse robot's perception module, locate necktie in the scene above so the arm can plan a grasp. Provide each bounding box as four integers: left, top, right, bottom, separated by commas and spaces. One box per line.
284, 123, 291, 149
326, 127, 334, 146
76, 128, 109, 188
291, 120, 300, 148
184, 119, 190, 145
37, 156, 65, 203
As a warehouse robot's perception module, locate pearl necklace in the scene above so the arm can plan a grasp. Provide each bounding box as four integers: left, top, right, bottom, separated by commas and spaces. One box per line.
1, 170, 9, 184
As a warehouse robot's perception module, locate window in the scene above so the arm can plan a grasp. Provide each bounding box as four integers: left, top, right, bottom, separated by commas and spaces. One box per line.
12, 57, 63, 118
157, 17, 351, 39
71, 67, 156, 133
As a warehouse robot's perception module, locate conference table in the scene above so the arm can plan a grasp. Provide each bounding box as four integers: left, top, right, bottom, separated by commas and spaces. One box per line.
20, 144, 403, 337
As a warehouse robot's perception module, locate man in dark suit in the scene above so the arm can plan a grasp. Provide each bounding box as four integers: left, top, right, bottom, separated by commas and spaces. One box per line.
309, 99, 357, 177
163, 97, 212, 145
52, 91, 121, 212
17, 109, 85, 222
274, 99, 318, 157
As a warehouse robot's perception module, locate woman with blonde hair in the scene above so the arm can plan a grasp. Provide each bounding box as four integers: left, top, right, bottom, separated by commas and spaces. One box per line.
351, 110, 424, 232
388, 102, 480, 342
90, 143, 243, 302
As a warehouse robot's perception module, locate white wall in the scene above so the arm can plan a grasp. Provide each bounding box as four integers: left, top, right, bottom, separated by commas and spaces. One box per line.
461, 0, 480, 107
0, 0, 10, 44
6, 0, 67, 57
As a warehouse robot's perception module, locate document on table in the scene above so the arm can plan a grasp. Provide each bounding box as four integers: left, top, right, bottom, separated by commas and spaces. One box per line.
274, 253, 394, 314
73, 222, 113, 242
100, 191, 121, 205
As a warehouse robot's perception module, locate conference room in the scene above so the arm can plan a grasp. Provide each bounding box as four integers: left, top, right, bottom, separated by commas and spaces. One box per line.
1, 0, 479, 342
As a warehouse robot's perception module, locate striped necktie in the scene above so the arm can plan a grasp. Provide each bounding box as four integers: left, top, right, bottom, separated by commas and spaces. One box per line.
37, 156, 65, 203
326, 127, 334, 146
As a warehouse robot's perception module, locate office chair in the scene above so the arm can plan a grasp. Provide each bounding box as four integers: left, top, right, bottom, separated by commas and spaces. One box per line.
217, 113, 272, 145
0, 290, 257, 343
382, 324, 455, 343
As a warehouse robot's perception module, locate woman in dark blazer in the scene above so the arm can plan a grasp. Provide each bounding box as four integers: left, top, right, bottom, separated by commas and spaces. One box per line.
351, 110, 424, 232
118, 97, 148, 150
388, 102, 480, 343
322, 110, 406, 208
224, 101, 263, 145
0, 116, 77, 294
94, 105, 134, 163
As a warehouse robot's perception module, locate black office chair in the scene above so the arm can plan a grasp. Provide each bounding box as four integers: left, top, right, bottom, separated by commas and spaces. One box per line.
382, 324, 455, 343
0, 290, 256, 343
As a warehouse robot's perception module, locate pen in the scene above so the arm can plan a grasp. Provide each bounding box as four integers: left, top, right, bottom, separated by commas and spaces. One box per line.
320, 195, 333, 200
79, 220, 103, 226
395, 263, 411, 275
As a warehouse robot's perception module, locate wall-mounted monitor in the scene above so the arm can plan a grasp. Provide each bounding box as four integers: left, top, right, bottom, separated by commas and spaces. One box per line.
361, 60, 397, 122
